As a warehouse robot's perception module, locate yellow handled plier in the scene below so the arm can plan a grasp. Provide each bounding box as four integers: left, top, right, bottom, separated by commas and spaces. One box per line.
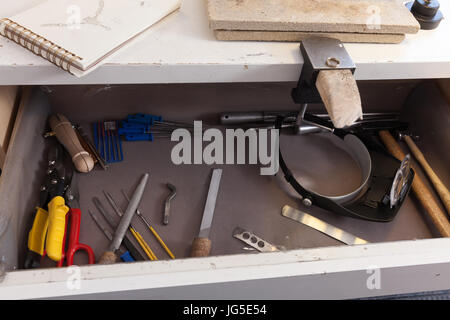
25, 143, 71, 268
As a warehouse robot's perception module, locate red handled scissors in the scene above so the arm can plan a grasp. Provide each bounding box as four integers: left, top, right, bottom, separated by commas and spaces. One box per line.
57, 174, 95, 267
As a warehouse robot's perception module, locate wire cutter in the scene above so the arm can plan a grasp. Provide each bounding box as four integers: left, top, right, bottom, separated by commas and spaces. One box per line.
25, 143, 94, 268
25, 143, 69, 268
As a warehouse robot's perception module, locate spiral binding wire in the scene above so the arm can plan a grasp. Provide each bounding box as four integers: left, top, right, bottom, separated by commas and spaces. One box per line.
0, 18, 83, 75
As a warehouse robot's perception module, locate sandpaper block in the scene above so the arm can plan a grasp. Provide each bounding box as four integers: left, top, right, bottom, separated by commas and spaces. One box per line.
315, 69, 363, 128
214, 30, 405, 44
207, 0, 420, 35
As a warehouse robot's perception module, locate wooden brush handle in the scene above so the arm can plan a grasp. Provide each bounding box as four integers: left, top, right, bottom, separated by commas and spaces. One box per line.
190, 237, 211, 257
379, 130, 450, 237
48, 114, 94, 173
403, 135, 450, 214
98, 251, 118, 264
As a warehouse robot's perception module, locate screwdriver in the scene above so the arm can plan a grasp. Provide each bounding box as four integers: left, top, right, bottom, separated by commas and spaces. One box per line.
98, 173, 149, 264
121, 189, 175, 259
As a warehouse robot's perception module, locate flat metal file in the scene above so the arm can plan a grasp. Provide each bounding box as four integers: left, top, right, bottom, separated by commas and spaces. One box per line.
88, 210, 134, 262
103, 191, 157, 261
92, 197, 146, 261
190, 169, 223, 257
281, 205, 368, 245
98, 173, 149, 264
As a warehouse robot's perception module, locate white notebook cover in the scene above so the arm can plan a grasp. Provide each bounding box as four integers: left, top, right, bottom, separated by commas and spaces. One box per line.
0, 0, 181, 76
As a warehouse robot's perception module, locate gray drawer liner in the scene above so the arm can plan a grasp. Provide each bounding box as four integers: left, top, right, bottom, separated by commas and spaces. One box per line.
1, 81, 448, 269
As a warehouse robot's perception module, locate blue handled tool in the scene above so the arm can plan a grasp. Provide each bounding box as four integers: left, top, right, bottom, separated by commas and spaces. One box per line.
118, 122, 150, 135
126, 113, 163, 124
93, 120, 123, 164
124, 133, 155, 141
118, 113, 194, 141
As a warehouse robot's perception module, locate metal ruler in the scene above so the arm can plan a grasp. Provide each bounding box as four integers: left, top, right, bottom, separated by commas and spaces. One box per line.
281, 205, 368, 245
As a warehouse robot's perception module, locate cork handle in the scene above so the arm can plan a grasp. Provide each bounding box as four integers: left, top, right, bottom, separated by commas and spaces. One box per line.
316, 69, 363, 129
190, 237, 211, 257
98, 251, 118, 264
48, 114, 94, 173
379, 130, 450, 237
404, 135, 450, 214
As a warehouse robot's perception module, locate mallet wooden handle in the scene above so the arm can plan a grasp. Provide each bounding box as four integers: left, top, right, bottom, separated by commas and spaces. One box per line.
403, 135, 450, 215
190, 237, 211, 257
379, 130, 450, 237
48, 114, 94, 173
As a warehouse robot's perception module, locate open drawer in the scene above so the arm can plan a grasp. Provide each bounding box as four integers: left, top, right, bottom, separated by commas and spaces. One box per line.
0, 81, 449, 299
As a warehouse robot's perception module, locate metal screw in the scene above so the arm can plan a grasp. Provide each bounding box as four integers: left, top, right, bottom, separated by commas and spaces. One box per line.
302, 198, 313, 206
40, 185, 46, 191
50, 179, 58, 185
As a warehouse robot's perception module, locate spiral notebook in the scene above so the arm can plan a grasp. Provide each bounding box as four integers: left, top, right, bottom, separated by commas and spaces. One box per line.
0, 0, 181, 77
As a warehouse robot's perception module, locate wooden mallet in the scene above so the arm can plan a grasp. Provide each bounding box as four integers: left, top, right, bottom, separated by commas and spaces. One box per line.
379, 130, 450, 237
399, 132, 450, 215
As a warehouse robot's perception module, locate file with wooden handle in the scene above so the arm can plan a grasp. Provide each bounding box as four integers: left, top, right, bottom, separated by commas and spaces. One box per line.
98, 173, 149, 264
190, 169, 222, 257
